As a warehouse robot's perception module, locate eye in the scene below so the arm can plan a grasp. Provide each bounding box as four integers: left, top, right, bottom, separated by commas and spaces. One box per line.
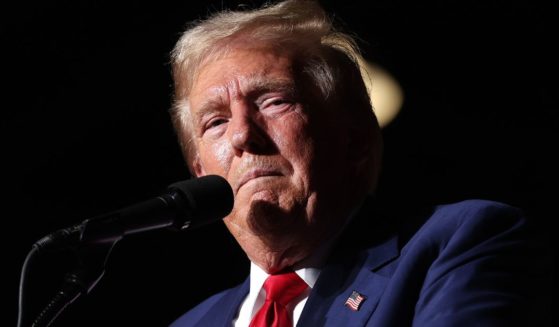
269, 99, 288, 106
260, 97, 292, 110
201, 117, 229, 136
206, 117, 228, 129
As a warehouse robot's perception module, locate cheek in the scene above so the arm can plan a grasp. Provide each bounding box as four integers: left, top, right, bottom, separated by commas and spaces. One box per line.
271, 113, 312, 153
270, 117, 316, 177
198, 139, 234, 174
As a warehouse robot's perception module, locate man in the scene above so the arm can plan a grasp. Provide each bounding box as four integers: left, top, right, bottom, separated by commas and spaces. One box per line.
168, 1, 550, 326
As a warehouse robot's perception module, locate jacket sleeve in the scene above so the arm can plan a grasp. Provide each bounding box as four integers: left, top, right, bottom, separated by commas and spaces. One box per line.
411, 200, 553, 327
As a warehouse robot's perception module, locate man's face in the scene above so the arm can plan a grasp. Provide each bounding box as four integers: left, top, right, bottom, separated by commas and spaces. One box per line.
186, 46, 353, 269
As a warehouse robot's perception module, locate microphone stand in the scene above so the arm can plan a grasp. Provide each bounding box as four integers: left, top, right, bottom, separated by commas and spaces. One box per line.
17, 175, 233, 326
30, 242, 117, 327
19, 220, 125, 327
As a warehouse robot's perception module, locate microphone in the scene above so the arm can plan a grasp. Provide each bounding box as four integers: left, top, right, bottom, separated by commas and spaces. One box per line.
35, 175, 234, 250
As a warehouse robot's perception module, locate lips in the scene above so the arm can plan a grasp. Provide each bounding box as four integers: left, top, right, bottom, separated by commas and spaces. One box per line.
235, 169, 282, 193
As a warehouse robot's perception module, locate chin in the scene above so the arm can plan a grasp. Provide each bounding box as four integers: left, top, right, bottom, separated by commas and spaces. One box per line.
246, 199, 302, 236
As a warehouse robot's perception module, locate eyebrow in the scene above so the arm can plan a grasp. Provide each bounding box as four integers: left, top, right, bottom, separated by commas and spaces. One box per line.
243, 76, 296, 96
193, 76, 296, 122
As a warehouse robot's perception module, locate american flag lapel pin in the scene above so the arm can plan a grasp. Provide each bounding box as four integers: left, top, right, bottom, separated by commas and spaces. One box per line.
345, 290, 367, 311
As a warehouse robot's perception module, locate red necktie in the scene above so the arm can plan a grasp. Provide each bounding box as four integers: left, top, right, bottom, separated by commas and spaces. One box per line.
249, 271, 308, 327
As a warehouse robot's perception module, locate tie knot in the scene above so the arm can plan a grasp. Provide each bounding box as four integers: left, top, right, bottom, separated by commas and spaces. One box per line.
263, 271, 308, 306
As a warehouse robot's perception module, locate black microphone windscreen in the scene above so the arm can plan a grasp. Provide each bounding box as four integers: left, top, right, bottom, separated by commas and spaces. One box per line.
168, 175, 234, 229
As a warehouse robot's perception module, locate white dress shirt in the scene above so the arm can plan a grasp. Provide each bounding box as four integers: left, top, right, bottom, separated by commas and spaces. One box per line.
233, 242, 333, 327
232, 263, 319, 327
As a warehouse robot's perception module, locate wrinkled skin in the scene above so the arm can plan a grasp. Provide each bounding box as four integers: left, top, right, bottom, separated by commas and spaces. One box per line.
186, 46, 361, 273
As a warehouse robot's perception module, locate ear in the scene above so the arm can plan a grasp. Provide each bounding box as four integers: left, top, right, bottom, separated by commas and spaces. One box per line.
192, 155, 206, 177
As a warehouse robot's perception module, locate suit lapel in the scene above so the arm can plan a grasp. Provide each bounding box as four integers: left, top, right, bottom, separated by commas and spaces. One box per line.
297, 235, 398, 327
298, 197, 400, 327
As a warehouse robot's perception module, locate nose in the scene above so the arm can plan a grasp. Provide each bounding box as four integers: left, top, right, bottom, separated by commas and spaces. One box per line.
228, 103, 270, 156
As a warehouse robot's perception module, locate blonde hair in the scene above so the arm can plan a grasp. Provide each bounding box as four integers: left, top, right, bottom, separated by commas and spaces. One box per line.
170, 0, 382, 193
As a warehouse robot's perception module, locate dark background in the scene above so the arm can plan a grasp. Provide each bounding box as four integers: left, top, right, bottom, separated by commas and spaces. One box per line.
3, 0, 556, 326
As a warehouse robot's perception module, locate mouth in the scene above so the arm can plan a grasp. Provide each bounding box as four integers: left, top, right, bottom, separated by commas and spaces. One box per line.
236, 169, 282, 193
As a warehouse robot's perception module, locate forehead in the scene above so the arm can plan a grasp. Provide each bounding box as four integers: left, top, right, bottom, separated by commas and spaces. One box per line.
190, 47, 295, 100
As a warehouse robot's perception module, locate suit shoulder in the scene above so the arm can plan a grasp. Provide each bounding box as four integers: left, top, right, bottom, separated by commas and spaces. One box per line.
435, 199, 522, 218
402, 200, 552, 326
401, 199, 533, 255
426, 199, 525, 234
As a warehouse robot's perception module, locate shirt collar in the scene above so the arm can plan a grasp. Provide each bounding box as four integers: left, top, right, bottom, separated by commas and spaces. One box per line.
249, 237, 335, 292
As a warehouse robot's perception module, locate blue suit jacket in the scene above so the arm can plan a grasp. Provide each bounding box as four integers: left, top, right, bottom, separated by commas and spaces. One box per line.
171, 199, 551, 326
